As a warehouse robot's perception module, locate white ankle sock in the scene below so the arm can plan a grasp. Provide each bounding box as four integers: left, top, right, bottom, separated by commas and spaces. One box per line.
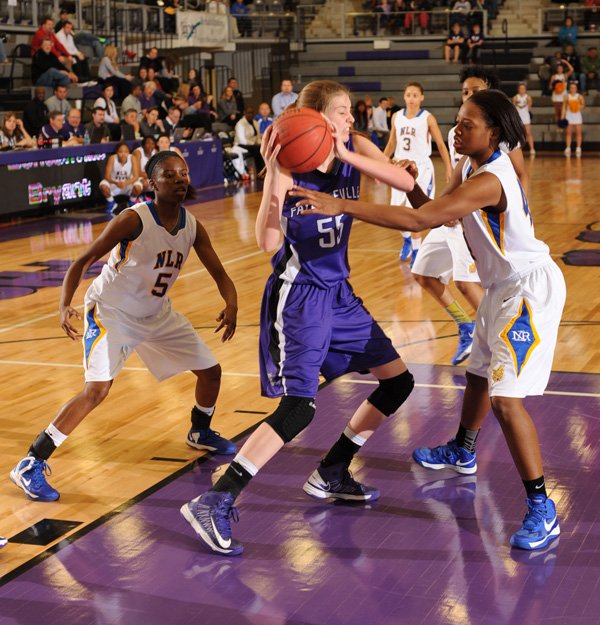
45, 423, 68, 447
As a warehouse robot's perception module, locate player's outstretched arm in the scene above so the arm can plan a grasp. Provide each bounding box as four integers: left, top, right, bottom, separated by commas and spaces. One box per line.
60, 210, 142, 340
291, 171, 502, 231
193, 221, 238, 342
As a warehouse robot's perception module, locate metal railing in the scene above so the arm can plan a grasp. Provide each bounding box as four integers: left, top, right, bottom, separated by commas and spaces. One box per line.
538, 5, 599, 35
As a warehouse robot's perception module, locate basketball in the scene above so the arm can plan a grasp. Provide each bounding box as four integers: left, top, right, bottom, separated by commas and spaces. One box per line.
273, 107, 333, 173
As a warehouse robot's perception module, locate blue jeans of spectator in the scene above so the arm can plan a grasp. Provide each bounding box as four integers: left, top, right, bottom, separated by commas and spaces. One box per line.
36, 69, 71, 87
579, 71, 598, 93
0, 39, 6, 62
74, 32, 105, 58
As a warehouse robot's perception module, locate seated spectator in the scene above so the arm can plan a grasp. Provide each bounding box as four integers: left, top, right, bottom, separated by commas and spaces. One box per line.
31, 16, 73, 70
140, 81, 160, 111
584, 0, 600, 32
389, 0, 408, 35
41, 111, 80, 146
563, 44, 581, 75
0, 112, 34, 149
182, 68, 202, 98
63, 108, 86, 144
98, 45, 133, 98
271, 79, 298, 118
353, 99, 371, 134
85, 107, 111, 143
228, 77, 245, 112
403, 0, 432, 35
139, 47, 163, 74
450, 0, 472, 28
234, 106, 264, 171
580, 47, 600, 94
371, 97, 390, 146
94, 83, 121, 141
99, 142, 143, 213
254, 102, 274, 134
558, 16, 577, 49
132, 136, 157, 194
231, 0, 252, 38
32, 38, 78, 87
374, 0, 393, 35
185, 83, 216, 117
444, 22, 465, 63
160, 54, 180, 94
163, 106, 183, 137
120, 109, 142, 141
55, 21, 90, 81
121, 80, 143, 118
146, 67, 168, 107
23, 87, 49, 136
156, 133, 184, 158
465, 22, 484, 64
218, 86, 241, 127
45, 84, 71, 115
140, 107, 165, 138
55, 8, 105, 59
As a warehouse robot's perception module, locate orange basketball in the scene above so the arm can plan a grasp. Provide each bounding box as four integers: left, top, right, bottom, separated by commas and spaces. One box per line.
273, 107, 333, 173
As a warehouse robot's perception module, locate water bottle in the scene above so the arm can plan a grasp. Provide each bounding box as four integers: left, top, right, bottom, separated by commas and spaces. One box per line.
84, 130, 91, 145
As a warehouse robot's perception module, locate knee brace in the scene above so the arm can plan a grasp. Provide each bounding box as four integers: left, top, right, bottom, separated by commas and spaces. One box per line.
368, 370, 414, 416
265, 396, 316, 443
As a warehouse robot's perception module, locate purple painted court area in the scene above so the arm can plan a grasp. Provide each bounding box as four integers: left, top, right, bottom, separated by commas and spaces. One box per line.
2, 365, 600, 625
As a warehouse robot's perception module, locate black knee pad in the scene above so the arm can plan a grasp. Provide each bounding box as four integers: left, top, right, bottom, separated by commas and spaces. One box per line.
265, 396, 316, 443
368, 370, 414, 416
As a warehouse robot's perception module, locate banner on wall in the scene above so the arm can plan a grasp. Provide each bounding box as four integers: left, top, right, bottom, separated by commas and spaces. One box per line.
176, 11, 230, 48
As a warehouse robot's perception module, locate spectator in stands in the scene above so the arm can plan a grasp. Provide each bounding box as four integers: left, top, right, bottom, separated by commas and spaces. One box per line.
444, 21, 466, 63
404, 0, 432, 35
387, 95, 400, 126
450, 0, 472, 28
353, 100, 371, 133
140, 106, 165, 138
32, 38, 78, 87
584, 0, 600, 32
94, 83, 121, 140
160, 54, 180, 94
55, 8, 105, 59
580, 47, 600, 94
99, 45, 133, 98
465, 22, 484, 64
185, 83, 216, 118
156, 133, 184, 158
231, 0, 252, 38
139, 47, 163, 74
54, 9, 70, 34
163, 106, 183, 137
563, 43, 580, 75
120, 108, 142, 141
374, 0, 393, 35
140, 80, 161, 112
63, 108, 85, 143
234, 105, 264, 171
23, 87, 49, 136
133, 136, 157, 195
218, 85, 241, 127
0, 112, 34, 149
121, 80, 143, 118
228, 77, 245, 113
45, 84, 71, 115
85, 106, 111, 143
271, 79, 298, 118
254, 102, 274, 134
55, 21, 91, 81
41, 111, 80, 146
31, 16, 73, 70
371, 97, 390, 146
558, 16, 577, 49
550, 60, 574, 124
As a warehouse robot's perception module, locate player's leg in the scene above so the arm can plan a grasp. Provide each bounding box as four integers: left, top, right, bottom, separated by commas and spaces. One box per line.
185, 365, 236, 455
99, 180, 117, 213
304, 283, 414, 501
409, 159, 435, 267
564, 125, 572, 155
391, 188, 413, 261
575, 124, 582, 155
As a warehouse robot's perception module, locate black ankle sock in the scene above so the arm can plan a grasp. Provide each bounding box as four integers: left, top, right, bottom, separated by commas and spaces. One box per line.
212, 461, 253, 499
523, 475, 546, 498
191, 406, 212, 430
321, 433, 361, 469
455, 424, 479, 453
29, 431, 56, 461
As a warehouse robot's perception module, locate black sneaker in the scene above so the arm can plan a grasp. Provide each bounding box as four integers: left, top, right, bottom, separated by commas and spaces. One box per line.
303, 463, 380, 502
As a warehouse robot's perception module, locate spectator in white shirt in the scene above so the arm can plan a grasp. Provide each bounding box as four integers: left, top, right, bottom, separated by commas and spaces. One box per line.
234, 106, 264, 171
371, 97, 390, 146
271, 79, 298, 118
56, 21, 91, 81
94, 83, 121, 140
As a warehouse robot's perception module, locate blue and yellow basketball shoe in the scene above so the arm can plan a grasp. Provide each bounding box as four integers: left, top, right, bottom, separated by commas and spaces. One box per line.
510, 495, 560, 550
10, 456, 60, 501
451, 321, 475, 366
399, 237, 412, 262
186, 429, 236, 455
412, 439, 477, 474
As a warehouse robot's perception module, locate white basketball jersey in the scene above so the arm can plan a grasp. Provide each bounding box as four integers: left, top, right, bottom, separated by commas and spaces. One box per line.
135, 147, 156, 174
111, 155, 133, 183
393, 108, 431, 164
460, 151, 549, 288
87, 201, 197, 317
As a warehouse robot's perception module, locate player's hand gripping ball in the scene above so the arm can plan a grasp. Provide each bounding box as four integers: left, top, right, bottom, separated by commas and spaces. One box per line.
273, 107, 333, 173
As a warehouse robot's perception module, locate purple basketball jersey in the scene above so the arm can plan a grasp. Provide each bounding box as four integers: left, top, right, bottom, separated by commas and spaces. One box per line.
270, 136, 361, 289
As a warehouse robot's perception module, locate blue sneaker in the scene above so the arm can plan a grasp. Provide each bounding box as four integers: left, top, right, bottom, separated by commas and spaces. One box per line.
10, 456, 60, 501
186, 428, 236, 455
451, 321, 475, 366
105, 199, 116, 214
180, 491, 243, 556
409, 248, 419, 268
0, 536, 7, 548
510, 496, 560, 551
399, 237, 412, 261
303, 463, 380, 501
412, 439, 477, 474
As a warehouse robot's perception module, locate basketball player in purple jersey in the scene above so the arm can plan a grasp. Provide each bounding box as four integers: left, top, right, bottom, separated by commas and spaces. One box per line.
181, 80, 417, 556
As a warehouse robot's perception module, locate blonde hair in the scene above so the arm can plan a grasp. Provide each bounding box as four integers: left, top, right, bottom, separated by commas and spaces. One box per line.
296, 80, 350, 113
104, 45, 118, 67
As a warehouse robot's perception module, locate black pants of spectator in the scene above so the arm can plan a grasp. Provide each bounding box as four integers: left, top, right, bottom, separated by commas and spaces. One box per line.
73, 58, 91, 81
235, 16, 252, 37
107, 122, 121, 141
182, 112, 212, 133
238, 144, 264, 173
465, 46, 480, 64
103, 76, 132, 99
